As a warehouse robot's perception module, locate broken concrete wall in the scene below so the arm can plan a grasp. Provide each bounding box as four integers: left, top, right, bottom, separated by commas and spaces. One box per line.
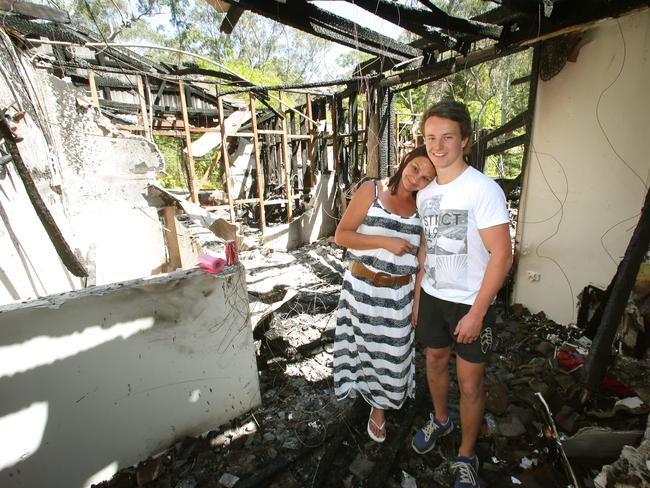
512, 9, 650, 324
0, 28, 167, 306
0, 266, 261, 488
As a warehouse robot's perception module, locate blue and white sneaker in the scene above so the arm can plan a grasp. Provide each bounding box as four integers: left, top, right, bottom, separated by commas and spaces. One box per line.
452, 455, 480, 488
411, 413, 454, 454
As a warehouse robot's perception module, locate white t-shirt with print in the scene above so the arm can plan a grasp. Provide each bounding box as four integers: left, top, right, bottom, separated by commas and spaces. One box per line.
416, 166, 509, 305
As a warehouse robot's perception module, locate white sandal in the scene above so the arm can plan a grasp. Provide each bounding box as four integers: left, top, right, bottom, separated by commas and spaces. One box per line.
367, 408, 386, 443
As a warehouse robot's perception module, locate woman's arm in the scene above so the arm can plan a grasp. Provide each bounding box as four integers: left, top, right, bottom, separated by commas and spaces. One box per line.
334, 180, 413, 256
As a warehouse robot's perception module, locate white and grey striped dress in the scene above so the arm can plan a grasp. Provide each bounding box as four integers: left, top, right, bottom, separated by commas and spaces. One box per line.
333, 182, 421, 410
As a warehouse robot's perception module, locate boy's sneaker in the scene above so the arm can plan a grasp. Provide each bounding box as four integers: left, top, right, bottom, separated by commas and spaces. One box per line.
411, 413, 454, 454
451, 455, 480, 488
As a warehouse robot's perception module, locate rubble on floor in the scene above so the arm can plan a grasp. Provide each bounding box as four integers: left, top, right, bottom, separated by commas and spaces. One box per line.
95, 238, 650, 488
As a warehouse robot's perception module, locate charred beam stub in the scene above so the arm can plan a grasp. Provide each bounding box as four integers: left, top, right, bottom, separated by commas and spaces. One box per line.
483, 111, 528, 142
220, 5, 244, 34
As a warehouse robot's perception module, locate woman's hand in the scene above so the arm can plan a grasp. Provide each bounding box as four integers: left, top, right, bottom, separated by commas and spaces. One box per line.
384, 237, 413, 256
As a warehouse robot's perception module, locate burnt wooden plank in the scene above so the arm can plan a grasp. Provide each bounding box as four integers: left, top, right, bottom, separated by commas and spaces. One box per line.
482, 111, 528, 143
484, 133, 529, 157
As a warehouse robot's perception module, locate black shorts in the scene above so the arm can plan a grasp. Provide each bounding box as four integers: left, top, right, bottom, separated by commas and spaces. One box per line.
415, 289, 496, 364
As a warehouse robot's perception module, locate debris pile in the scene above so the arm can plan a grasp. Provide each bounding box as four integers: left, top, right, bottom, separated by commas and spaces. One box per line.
95, 239, 650, 488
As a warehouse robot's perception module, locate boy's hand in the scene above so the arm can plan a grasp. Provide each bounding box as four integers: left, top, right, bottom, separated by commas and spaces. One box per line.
453, 312, 483, 343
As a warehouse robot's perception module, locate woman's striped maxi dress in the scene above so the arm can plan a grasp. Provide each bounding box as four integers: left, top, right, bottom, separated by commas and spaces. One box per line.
333, 183, 421, 410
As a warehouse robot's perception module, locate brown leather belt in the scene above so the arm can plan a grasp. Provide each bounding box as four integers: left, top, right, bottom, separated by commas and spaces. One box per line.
349, 260, 411, 287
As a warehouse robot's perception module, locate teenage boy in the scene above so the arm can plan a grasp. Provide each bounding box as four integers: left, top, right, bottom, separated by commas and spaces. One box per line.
411, 101, 512, 488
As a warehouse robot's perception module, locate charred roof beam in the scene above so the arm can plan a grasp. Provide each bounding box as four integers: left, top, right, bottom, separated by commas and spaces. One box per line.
342, 0, 471, 52
211, 0, 421, 62
414, 0, 504, 39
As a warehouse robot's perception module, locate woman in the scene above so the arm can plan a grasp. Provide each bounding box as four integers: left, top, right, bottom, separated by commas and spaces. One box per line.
333, 146, 436, 442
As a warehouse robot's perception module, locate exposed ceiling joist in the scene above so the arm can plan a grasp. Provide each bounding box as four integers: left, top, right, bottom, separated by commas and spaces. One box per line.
210, 0, 421, 62
349, 0, 502, 40
342, 0, 474, 57
343, 0, 456, 45
380, 43, 528, 91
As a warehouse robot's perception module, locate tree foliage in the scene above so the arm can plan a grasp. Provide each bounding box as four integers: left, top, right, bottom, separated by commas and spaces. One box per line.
58, 0, 334, 84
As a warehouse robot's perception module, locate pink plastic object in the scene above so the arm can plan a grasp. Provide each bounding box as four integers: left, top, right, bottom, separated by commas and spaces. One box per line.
197, 253, 226, 274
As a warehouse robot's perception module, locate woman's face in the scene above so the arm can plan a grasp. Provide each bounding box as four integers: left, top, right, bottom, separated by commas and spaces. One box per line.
401, 155, 436, 192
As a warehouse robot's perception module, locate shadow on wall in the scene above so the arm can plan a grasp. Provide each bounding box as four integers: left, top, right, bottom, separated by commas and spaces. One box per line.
0, 184, 71, 302
0, 268, 261, 488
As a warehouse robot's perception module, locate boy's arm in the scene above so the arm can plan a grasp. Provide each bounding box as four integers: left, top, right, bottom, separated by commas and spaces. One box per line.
453, 222, 512, 343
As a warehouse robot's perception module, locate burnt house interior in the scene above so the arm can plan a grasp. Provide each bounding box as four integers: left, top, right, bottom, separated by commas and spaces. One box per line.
0, 0, 649, 487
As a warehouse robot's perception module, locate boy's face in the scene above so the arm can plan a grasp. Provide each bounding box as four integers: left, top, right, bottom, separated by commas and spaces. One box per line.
423, 116, 468, 172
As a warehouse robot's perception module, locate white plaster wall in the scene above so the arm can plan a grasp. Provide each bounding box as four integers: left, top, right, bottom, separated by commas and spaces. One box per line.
0, 32, 85, 303
39, 73, 168, 286
0, 160, 80, 303
0, 266, 261, 488
512, 10, 650, 324
0, 30, 169, 305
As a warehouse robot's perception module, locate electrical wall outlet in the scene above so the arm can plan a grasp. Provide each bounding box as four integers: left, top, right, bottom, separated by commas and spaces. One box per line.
527, 270, 541, 282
